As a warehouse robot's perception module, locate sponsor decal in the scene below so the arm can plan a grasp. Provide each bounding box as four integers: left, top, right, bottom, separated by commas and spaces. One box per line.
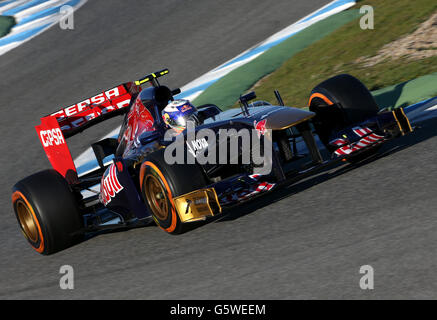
254, 119, 267, 137
51, 86, 125, 120
180, 104, 192, 112
194, 197, 207, 205
186, 138, 208, 158
49, 85, 133, 134
58, 97, 131, 131
40, 128, 65, 147
100, 164, 124, 206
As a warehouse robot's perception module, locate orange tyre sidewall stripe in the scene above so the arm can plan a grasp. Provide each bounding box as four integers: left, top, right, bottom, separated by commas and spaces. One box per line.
12, 191, 45, 253
309, 93, 334, 106
140, 161, 178, 233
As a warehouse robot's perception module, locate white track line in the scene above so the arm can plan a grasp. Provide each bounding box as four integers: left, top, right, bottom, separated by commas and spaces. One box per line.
0, 0, 87, 56
0, 0, 29, 15
74, 0, 357, 174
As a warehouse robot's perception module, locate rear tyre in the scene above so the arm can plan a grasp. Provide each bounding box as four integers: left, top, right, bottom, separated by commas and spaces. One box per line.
309, 74, 380, 161
140, 149, 208, 234
12, 170, 84, 255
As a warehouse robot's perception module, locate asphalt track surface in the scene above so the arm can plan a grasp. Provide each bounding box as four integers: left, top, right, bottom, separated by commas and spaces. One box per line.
1, 0, 437, 300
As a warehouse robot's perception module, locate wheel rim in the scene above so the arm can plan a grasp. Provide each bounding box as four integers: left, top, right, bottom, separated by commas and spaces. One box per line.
16, 199, 39, 243
144, 174, 168, 221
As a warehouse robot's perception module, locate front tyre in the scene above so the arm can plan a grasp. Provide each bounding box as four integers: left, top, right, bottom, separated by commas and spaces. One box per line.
12, 170, 84, 255
140, 149, 208, 234
309, 74, 380, 162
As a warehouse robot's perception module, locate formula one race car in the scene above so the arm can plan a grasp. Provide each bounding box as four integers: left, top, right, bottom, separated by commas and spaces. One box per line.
12, 69, 413, 254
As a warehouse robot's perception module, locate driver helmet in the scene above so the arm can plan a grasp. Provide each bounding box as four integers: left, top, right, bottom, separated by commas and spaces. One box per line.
162, 99, 199, 132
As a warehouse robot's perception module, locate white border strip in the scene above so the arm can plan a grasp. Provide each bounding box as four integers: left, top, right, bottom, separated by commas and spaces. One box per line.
0, 0, 87, 56
73, 0, 358, 175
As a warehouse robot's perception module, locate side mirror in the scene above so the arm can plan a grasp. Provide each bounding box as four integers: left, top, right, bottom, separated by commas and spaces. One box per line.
239, 91, 256, 116
197, 104, 221, 122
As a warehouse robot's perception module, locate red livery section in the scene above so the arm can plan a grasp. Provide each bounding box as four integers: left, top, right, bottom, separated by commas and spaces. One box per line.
332, 127, 385, 156
50, 83, 138, 137
100, 164, 124, 205
35, 82, 141, 182
120, 95, 156, 147
35, 116, 78, 183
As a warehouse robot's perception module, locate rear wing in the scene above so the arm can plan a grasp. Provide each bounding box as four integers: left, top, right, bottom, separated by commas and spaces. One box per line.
35, 82, 141, 182
35, 69, 172, 182
47, 82, 141, 138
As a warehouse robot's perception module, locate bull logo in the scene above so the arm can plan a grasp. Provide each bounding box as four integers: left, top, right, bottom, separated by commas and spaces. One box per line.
254, 119, 267, 138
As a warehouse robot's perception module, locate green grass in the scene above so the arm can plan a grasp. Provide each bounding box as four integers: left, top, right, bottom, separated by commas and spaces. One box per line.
0, 16, 15, 38
193, 9, 360, 109
372, 72, 437, 109
252, 0, 437, 108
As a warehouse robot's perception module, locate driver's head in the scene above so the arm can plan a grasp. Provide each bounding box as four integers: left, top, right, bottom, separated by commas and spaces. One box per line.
162, 99, 199, 132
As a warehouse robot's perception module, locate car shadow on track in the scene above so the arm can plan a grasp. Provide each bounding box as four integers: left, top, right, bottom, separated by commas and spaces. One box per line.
83, 210, 207, 241
216, 117, 437, 223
